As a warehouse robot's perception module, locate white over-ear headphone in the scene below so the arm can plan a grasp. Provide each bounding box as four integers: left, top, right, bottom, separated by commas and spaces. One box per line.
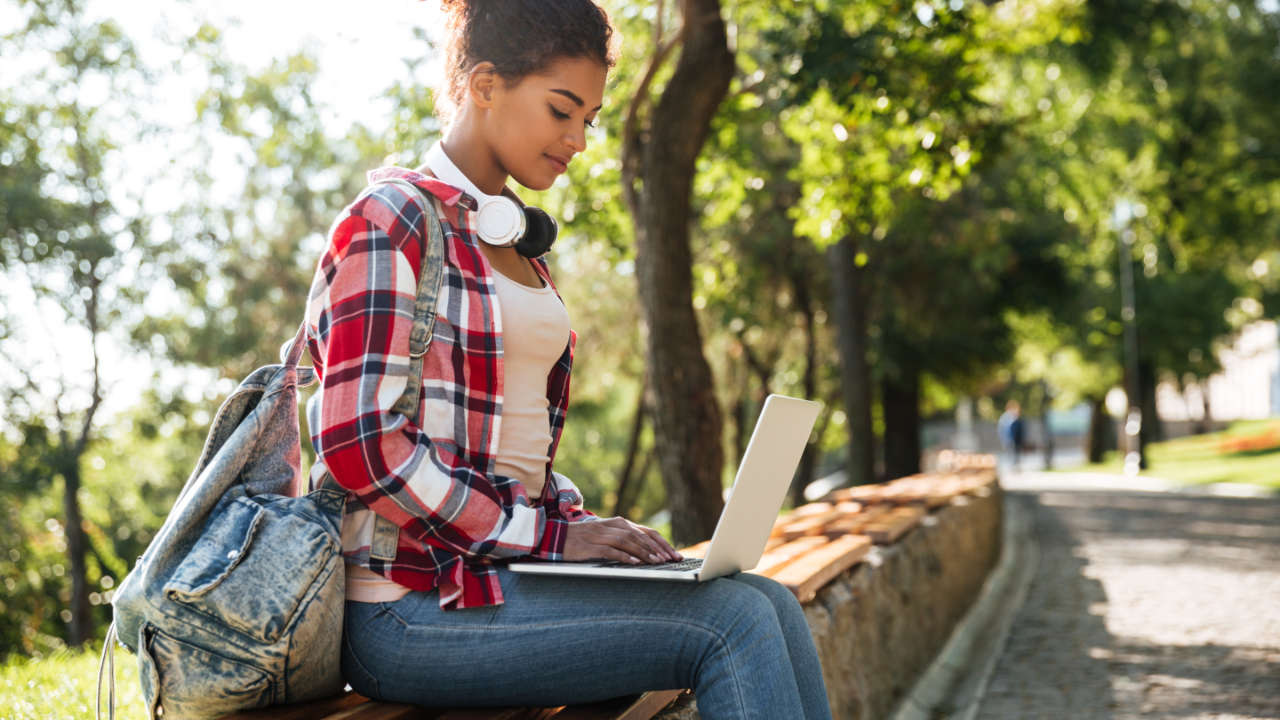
424, 142, 526, 247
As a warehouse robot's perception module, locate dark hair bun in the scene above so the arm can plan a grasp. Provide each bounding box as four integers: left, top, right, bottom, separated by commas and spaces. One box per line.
439, 0, 615, 114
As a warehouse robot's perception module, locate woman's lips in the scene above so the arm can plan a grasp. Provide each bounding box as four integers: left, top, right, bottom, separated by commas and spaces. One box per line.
545, 154, 568, 173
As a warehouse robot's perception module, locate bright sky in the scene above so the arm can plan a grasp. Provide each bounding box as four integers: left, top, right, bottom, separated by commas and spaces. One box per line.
0, 0, 446, 433
108, 0, 442, 121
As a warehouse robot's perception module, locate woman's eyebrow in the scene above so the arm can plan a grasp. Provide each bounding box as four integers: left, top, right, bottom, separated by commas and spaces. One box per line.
550, 88, 602, 112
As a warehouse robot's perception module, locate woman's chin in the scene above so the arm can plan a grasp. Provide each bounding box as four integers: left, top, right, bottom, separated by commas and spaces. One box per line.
511, 170, 558, 192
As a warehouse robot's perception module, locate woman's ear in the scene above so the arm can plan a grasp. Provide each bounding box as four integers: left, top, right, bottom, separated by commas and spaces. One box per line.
466, 61, 499, 108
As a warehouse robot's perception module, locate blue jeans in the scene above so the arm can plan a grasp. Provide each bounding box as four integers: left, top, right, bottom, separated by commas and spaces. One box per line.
341, 568, 832, 720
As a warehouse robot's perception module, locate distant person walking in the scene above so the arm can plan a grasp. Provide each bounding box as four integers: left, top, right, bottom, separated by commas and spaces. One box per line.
998, 400, 1026, 470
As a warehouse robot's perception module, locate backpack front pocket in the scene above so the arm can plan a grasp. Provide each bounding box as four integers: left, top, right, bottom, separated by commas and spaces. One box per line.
143, 624, 274, 719
163, 494, 338, 643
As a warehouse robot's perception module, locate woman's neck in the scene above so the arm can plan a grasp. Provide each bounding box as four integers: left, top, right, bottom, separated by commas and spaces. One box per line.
440, 121, 507, 196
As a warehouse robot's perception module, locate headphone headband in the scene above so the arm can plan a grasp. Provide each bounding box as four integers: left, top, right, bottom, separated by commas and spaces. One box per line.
421, 141, 557, 258
424, 142, 526, 247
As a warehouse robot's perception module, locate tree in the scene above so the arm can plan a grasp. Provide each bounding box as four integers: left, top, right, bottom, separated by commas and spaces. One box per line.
619, 0, 735, 543
0, 0, 148, 647
778, 0, 1022, 482
1051, 0, 1280, 465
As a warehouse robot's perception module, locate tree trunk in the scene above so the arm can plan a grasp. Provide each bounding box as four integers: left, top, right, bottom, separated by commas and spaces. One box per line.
732, 388, 749, 469
1139, 358, 1162, 447
881, 367, 921, 481
612, 381, 649, 518
1041, 380, 1055, 471
623, 0, 735, 544
62, 460, 93, 647
1122, 363, 1147, 470
1199, 379, 1213, 434
828, 236, 875, 485
1086, 395, 1114, 464
788, 247, 821, 507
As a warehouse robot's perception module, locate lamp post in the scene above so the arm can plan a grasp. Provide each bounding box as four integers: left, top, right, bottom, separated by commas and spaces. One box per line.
1115, 202, 1146, 474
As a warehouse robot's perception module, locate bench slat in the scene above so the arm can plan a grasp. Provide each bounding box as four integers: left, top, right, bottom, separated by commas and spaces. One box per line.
243, 690, 684, 720
769, 534, 872, 603
777, 510, 847, 540
862, 506, 925, 544
550, 690, 686, 720
752, 536, 829, 577
434, 708, 555, 720
342, 703, 441, 719
219, 691, 377, 720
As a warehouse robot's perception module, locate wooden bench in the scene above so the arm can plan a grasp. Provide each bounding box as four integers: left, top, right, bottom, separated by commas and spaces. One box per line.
222, 688, 687, 720
221, 466, 998, 720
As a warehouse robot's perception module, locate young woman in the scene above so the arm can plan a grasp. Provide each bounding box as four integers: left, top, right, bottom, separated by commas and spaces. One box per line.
303, 2, 832, 718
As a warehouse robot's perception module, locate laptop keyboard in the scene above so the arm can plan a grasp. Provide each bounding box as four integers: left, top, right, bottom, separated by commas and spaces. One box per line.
599, 558, 704, 572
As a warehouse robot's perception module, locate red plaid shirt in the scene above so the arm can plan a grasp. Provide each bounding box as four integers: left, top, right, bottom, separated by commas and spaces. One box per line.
304, 167, 595, 609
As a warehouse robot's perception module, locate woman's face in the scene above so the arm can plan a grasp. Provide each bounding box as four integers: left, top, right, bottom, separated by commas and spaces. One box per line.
483, 55, 607, 191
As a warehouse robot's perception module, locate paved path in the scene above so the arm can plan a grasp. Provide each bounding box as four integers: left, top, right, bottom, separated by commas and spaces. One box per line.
976, 475, 1280, 719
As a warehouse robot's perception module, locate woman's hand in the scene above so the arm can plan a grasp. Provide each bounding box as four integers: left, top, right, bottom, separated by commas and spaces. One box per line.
562, 517, 683, 564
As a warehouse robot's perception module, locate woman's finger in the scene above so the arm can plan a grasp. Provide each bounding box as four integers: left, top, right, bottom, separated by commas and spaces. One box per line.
639, 525, 681, 560
596, 518, 664, 563
615, 521, 663, 562
614, 518, 677, 561
624, 520, 678, 563
630, 522, 678, 562
602, 524, 659, 563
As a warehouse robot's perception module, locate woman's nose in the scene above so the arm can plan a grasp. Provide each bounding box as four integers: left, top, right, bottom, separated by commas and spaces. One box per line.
566, 126, 586, 152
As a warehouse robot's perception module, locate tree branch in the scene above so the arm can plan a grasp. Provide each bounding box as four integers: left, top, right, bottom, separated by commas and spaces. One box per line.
612, 377, 650, 518
620, 29, 683, 216
75, 270, 104, 458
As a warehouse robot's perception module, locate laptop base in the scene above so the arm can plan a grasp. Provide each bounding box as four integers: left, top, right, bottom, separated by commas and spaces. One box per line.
507, 559, 702, 581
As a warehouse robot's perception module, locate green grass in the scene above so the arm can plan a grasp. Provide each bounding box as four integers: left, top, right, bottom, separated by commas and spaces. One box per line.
2, 644, 146, 720
1060, 419, 1280, 489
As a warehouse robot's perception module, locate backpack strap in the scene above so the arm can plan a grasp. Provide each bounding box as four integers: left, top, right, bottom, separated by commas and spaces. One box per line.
383, 178, 447, 420
280, 320, 317, 387
291, 178, 447, 562
365, 178, 448, 563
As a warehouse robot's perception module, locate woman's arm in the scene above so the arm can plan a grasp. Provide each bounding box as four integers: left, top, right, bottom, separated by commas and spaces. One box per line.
313, 184, 568, 561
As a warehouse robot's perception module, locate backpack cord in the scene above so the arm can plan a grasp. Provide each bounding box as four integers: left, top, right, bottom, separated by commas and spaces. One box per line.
96, 619, 117, 720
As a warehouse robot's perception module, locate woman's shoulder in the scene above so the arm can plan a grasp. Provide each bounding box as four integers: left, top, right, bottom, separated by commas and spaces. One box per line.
332, 166, 474, 256
359, 167, 474, 218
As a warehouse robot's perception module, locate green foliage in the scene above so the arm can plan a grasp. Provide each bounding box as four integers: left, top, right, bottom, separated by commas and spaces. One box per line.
0, 399, 191, 660
1, 0, 158, 649
1, 644, 146, 720
1066, 419, 1280, 489
131, 39, 376, 381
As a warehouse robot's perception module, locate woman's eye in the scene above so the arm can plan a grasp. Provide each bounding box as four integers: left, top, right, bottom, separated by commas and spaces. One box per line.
585, 117, 597, 129
550, 106, 571, 120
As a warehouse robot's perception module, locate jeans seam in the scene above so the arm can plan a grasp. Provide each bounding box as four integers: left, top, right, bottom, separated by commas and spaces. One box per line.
377, 601, 412, 629
342, 627, 381, 697
693, 618, 750, 719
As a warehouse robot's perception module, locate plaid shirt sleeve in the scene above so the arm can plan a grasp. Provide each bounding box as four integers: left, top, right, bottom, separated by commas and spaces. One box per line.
549, 471, 597, 523
310, 182, 568, 561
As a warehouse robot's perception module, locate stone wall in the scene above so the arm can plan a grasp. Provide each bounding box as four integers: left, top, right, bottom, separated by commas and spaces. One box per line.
657, 485, 1003, 720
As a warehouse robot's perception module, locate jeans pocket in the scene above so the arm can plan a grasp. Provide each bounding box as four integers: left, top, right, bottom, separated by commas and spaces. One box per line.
145, 625, 274, 718
164, 494, 336, 643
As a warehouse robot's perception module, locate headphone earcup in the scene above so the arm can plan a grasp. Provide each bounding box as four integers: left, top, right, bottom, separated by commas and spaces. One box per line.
515, 206, 558, 258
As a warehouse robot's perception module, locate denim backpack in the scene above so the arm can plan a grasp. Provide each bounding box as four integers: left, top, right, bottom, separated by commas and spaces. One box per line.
101, 178, 445, 720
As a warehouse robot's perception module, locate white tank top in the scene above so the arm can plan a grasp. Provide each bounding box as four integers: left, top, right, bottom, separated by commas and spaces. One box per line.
490, 264, 571, 499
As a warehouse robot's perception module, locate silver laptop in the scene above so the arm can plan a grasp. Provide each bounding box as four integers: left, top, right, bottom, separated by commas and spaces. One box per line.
508, 394, 821, 581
